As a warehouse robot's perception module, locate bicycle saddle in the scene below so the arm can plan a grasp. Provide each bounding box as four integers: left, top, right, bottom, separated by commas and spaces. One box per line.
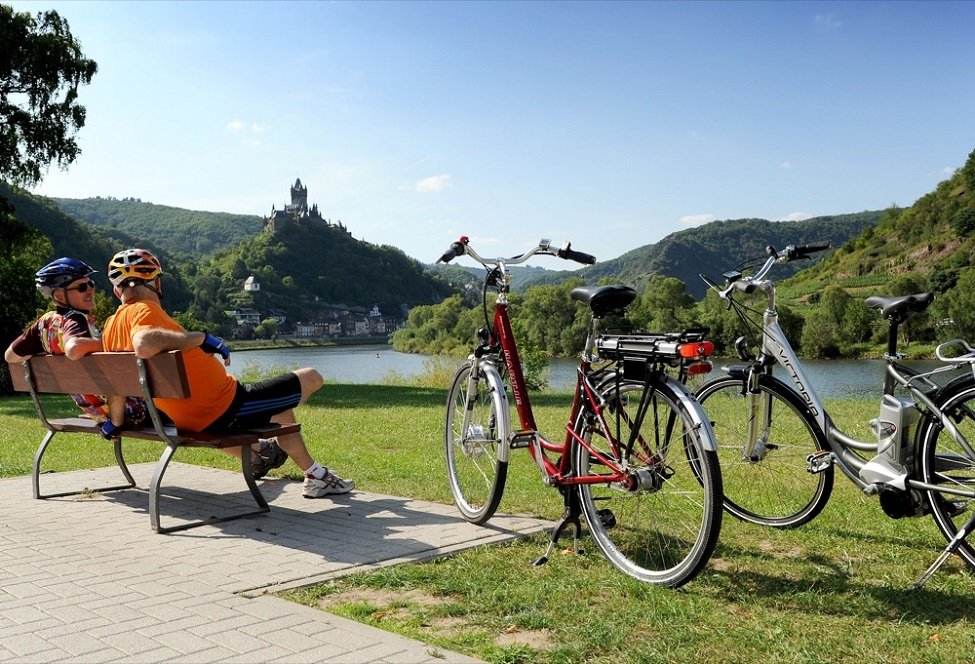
570, 285, 637, 318
864, 292, 934, 321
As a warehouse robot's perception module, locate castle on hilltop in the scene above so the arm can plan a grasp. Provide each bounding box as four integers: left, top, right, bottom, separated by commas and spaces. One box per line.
263, 178, 348, 235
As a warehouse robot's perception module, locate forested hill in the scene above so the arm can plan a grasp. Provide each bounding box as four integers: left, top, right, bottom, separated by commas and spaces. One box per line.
0, 183, 195, 311
193, 216, 454, 324
53, 197, 264, 260
781, 150, 975, 303
521, 211, 883, 298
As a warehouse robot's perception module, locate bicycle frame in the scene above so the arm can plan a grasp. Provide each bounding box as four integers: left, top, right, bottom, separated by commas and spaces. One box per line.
736, 257, 975, 496
452, 239, 708, 490
487, 293, 651, 487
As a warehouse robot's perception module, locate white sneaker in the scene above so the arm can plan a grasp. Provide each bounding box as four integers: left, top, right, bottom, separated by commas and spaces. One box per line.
303, 471, 355, 498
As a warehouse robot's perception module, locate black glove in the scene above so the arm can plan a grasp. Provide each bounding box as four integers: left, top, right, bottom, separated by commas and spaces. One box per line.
99, 420, 122, 440
200, 330, 231, 361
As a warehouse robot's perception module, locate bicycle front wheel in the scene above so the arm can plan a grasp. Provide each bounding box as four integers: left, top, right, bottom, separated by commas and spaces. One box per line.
920, 376, 975, 569
573, 374, 722, 587
696, 374, 832, 528
445, 359, 510, 524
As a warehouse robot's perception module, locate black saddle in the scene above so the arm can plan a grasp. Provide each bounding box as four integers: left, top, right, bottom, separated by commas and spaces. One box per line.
570, 285, 637, 318
865, 292, 934, 322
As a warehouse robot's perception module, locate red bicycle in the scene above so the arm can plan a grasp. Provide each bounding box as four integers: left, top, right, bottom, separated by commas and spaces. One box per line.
438, 237, 722, 587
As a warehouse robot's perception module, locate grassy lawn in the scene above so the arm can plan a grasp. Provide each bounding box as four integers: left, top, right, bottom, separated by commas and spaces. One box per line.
3, 385, 975, 663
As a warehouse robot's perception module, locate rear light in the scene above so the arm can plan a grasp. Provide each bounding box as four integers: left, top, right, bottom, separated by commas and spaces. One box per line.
678, 340, 715, 358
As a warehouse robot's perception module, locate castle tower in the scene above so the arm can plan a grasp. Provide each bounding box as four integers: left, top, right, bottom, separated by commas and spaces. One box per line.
290, 178, 308, 213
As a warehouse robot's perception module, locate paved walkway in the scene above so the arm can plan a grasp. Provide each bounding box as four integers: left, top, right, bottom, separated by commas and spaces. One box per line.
0, 463, 552, 663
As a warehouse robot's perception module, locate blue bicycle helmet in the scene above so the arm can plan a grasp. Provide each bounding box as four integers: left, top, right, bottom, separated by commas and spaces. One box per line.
35, 257, 97, 298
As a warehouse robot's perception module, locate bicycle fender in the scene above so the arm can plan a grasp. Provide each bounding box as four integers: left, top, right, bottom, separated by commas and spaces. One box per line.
663, 375, 720, 453
479, 360, 513, 463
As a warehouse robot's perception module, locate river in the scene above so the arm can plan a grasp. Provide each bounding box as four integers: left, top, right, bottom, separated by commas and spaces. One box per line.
228, 344, 950, 399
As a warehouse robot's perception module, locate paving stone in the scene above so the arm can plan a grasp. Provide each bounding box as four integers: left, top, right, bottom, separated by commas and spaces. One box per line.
0, 464, 550, 663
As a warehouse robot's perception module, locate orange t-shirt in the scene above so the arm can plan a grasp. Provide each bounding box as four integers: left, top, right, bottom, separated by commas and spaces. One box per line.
102, 300, 237, 431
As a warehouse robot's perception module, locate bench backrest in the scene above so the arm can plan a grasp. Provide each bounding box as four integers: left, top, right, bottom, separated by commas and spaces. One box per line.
8, 351, 191, 399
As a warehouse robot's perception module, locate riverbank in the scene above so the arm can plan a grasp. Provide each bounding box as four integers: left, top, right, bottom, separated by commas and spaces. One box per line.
230, 335, 391, 352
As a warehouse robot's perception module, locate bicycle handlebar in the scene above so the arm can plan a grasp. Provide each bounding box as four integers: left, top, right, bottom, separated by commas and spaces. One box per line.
702, 240, 831, 300
436, 236, 596, 268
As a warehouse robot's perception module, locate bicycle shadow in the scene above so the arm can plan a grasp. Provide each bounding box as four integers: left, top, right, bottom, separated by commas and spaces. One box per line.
708, 539, 975, 624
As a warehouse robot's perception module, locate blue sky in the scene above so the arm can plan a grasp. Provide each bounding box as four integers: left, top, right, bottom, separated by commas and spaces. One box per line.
10, 0, 975, 265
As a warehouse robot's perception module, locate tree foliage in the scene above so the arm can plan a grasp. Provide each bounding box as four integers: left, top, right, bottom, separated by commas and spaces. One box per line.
0, 6, 97, 188
54, 197, 264, 260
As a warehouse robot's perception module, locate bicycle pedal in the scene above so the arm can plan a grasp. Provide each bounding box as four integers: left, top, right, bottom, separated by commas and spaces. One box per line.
806, 450, 833, 474
509, 429, 535, 448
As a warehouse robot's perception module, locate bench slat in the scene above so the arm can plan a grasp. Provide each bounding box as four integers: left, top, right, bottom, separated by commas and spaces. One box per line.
9, 351, 189, 399
47, 417, 301, 448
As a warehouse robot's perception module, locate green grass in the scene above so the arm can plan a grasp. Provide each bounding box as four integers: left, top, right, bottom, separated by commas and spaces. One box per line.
4, 386, 975, 663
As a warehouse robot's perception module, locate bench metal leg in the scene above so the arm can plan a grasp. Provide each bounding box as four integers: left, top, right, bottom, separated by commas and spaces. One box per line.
149, 443, 270, 534
33, 430, 138, 500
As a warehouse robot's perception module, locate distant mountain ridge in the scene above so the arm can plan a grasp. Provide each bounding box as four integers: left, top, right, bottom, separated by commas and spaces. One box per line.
519, 212, 884, 298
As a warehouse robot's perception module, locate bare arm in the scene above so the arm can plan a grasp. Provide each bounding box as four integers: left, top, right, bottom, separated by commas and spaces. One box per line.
4, 342, 26, 364
63, 336, 103, 360
131, 328, 205, 359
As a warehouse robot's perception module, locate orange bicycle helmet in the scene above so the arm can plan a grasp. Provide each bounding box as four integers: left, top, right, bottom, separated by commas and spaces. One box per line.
108, 248, 163, 287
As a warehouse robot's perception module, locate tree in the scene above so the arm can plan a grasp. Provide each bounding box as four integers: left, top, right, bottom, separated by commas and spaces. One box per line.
0, 208, 51, 393
630, 275, 696, 332
0, 6, 98, 189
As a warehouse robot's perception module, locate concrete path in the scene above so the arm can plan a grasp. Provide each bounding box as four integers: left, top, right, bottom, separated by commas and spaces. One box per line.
0, 463, 551, 663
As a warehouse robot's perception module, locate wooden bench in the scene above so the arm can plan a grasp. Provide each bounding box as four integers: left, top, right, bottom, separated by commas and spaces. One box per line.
8, 351, 300, 533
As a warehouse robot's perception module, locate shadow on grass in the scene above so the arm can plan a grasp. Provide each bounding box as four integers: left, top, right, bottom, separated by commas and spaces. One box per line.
309, 383, 574, 410
708, 539, 975, 623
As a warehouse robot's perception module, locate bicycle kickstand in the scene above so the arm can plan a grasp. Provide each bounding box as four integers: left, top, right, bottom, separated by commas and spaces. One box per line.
913, 508, 975, 590
533, 487, 584, 566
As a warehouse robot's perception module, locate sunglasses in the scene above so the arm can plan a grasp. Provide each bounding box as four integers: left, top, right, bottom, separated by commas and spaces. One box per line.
64, 280, 95, 293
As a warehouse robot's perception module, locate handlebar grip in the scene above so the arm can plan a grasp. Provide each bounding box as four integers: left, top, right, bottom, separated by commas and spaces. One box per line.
786, 241, 831, 260
437, 238, 468, 263
557, 242, 596, 265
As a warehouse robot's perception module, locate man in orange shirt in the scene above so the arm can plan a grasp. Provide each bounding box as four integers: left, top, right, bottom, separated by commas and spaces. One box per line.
100, 248, 353, 498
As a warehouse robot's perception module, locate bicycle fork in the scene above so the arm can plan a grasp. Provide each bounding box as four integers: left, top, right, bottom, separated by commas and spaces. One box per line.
743, 368, 772, 462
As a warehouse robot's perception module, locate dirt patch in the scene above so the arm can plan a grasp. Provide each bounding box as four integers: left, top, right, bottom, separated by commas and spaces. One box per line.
496, 625, 557, 649
317, 587, 555, 650
317, 587, 448, 610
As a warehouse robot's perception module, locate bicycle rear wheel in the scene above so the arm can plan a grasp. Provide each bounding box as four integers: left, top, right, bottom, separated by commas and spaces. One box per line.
445, 359, 510, 524
573, 374, 722, 587
696, 374, 833, 528
920, 376, 975, 569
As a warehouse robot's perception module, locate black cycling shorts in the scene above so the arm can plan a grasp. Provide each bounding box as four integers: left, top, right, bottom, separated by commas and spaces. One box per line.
204, 373, 302, 432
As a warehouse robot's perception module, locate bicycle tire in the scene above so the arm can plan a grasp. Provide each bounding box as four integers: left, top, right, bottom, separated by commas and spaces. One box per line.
573, 373, 722, 587
919, 375, 975, 570
445, 359, 510, 524
696, 373, 833, 528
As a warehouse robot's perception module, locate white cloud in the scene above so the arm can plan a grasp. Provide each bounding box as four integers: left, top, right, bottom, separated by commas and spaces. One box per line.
780, 161, 795, 169
416, 174, 451, 192
815, 13, 842, 29
944, 166, 956, 175
227, 120, 247, 131
780, 212, 813, 222
680, 214, 716, 227
251, 123, 267, 132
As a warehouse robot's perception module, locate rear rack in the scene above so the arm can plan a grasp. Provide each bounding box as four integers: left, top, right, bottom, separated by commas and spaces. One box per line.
595, 328, 713, 363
